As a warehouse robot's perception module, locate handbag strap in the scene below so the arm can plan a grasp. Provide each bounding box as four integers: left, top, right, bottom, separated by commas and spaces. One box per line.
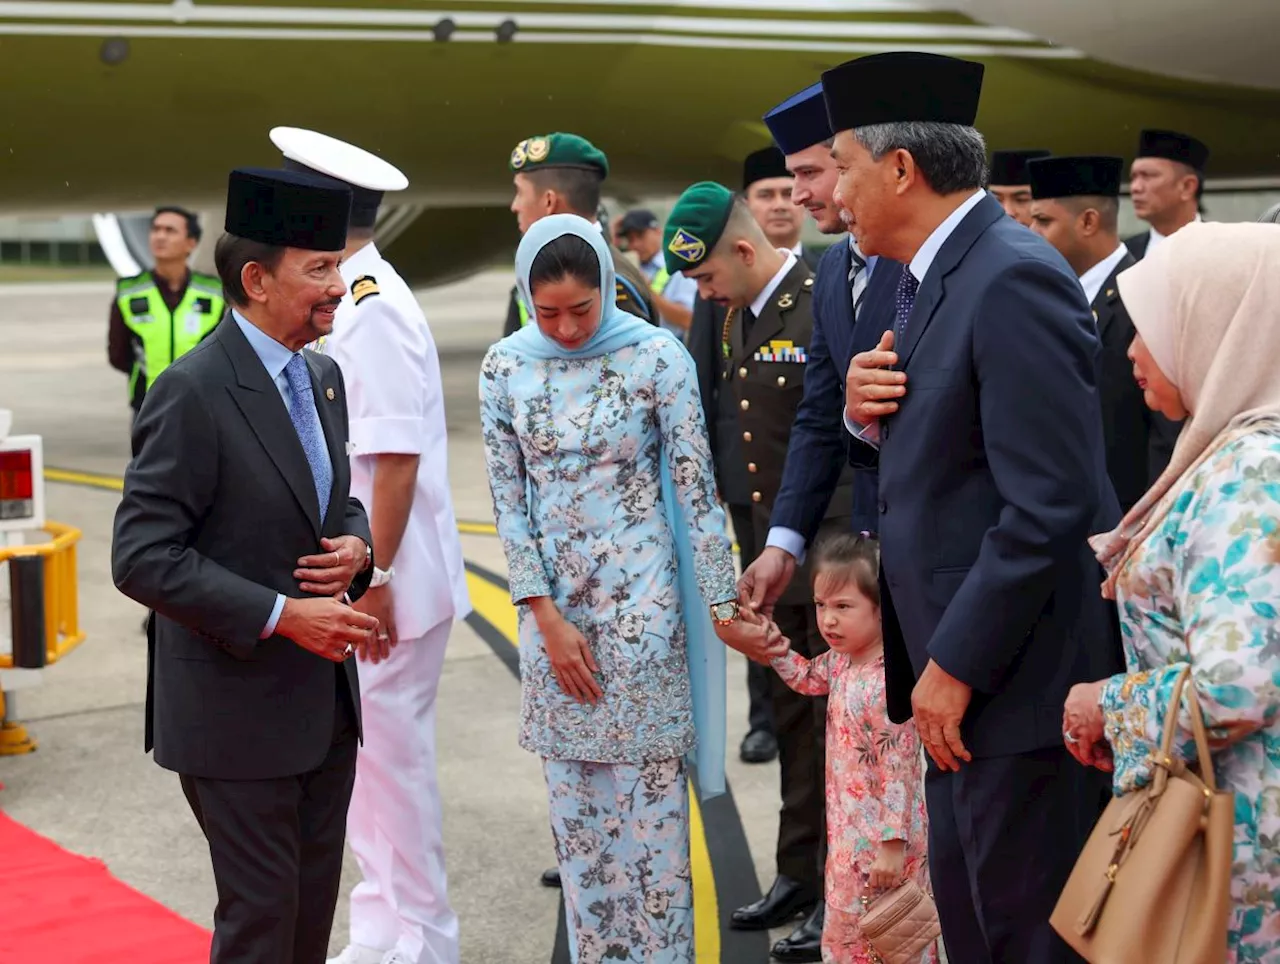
1155, 665, 1218, 792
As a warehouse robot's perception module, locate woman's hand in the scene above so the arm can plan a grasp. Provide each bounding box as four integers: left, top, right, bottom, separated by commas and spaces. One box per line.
1063, 679, 1111, 771
530, 598, 604, 703
868, 839, 906, 892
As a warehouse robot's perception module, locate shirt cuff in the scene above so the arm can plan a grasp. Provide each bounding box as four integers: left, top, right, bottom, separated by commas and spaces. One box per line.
844, 411, 881, 449
261, 593, 286, 639
349, 416, 424, 457
765, 527, 807, 565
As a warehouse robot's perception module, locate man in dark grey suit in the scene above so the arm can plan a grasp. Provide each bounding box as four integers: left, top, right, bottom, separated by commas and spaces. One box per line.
112, 166, 380, 964
829, 53, 1122, 962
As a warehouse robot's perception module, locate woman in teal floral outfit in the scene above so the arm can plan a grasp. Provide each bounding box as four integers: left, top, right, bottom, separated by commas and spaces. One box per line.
1064, 223, 1280, 962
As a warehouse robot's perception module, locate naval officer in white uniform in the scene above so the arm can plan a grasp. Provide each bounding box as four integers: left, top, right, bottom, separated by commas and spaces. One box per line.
269, 127, 471, 964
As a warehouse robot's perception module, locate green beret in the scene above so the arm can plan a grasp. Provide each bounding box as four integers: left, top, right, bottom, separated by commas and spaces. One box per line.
508, 132, 609, 179
663, 181, 735, 276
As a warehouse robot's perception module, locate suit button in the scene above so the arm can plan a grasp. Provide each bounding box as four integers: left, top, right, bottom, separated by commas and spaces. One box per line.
740, 399, 750, 411
878, 500, 888, 514
738, 366, 748, 378
752, 491, 762, 503
742, 431, 752, 442
748, 462, 758, 473
776, 376, 787, 387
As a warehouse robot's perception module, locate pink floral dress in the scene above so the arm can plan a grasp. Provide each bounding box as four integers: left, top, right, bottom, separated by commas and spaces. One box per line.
773, 650, 937, 964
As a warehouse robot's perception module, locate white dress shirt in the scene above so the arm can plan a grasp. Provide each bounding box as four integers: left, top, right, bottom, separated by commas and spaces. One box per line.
1078, 244, 1130, 307
1144, 213, 1202, 255
750, 251, 798, 318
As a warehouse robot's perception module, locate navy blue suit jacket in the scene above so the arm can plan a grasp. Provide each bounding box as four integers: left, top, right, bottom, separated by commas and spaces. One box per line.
854, 194, 1123, 756
771, 241, 902, 541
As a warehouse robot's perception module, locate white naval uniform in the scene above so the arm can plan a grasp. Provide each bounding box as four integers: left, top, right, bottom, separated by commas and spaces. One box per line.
321, 241, 471, 964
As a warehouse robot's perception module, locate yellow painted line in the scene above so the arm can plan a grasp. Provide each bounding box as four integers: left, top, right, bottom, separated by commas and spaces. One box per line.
44, 467, 123, 492
464, 565, 720, 963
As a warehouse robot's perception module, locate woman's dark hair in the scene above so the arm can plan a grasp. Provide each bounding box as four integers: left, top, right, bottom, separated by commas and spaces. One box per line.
528, 233, 601, 294
214, 232, 286, 307
811, 532, 880, 605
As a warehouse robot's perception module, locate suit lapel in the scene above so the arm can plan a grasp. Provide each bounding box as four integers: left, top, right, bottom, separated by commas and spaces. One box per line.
899, 195, 1004, 370
306, 350, 344, 529
734, 260, 808, 365
217, 315, 322, 536
1091, 253, 1134, 342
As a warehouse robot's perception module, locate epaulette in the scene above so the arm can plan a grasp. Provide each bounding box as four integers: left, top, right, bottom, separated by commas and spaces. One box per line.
615, 274, 653, 323
352, 275, 381, 306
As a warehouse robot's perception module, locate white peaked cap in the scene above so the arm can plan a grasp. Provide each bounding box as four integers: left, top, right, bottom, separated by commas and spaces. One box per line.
269, 127, 409, 192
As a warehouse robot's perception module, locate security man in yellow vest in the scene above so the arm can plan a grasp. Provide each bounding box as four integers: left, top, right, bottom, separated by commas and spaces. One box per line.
107, 206, 225, 420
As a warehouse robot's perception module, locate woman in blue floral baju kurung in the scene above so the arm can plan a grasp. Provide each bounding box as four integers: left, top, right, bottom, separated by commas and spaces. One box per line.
479, 216, 743, 964
1065, 223, 1280, 963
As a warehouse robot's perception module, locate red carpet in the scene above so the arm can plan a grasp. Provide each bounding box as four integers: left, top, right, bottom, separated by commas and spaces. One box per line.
0, 809, 211, 963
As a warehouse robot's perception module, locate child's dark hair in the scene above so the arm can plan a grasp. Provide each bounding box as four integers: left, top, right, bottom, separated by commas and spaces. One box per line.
811, 532, 879, 605
528, 233, 601, 294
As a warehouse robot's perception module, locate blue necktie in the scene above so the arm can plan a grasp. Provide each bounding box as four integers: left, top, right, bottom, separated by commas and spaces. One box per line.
894, 269, 920, 344
284, 353, 332, 519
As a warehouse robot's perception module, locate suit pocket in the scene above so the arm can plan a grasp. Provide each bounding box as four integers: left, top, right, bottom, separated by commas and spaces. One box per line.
927, 565, 971, 608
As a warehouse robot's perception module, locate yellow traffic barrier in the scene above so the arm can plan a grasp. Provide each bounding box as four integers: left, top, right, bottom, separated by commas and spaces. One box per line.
0, 521, 85, 755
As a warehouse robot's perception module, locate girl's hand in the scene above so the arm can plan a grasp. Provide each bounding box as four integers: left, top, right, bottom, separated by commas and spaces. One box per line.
868, 839, 906, 892
532, 600, 603, 703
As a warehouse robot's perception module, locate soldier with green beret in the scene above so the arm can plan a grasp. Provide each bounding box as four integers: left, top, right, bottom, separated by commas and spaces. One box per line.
500, 132, 654, 339
667, 182, 849, 954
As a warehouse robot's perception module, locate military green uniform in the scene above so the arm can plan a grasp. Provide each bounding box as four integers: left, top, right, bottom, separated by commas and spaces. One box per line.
500, 132, 654, 339
666, 181, 849, 906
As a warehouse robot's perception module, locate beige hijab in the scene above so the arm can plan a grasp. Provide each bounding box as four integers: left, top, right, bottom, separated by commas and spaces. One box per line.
1090, 221, 1280, 597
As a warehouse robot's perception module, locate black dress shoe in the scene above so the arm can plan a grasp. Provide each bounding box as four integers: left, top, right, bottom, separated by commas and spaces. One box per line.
771, 902, 824, 963
730, 875, 819, 931
739, 728, 779, 764
540, 867, 562, 888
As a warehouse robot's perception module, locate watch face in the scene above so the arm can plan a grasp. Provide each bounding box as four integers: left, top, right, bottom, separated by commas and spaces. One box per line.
713, 601, 736, 621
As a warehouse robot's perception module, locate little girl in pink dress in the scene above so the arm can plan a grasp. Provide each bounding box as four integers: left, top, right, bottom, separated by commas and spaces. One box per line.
771, 534, 936, 964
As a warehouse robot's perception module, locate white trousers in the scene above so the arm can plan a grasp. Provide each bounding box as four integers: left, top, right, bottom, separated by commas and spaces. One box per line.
347, 619, 458, 964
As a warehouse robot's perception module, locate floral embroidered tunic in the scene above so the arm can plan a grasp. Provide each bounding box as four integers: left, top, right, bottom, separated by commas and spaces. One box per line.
772, 651, 932, 918
480, 336, 736, 765
1101, 427, 1280, 962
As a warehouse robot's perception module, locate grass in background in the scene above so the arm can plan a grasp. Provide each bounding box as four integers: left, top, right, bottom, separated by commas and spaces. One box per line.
0, 265, 116, 283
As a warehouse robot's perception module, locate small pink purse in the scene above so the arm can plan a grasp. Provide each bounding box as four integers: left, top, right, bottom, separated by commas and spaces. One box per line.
859, 881, 942, 964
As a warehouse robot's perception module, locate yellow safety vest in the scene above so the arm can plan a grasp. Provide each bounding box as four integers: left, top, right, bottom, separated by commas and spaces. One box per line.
650, 267, 670, 294
517, 295, 531, 328
117, 271, 225, 398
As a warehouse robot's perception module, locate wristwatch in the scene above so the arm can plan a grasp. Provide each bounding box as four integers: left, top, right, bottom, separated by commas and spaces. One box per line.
361, 541, 373, 572
370, 565, 395, 589
710, 599, 740, 626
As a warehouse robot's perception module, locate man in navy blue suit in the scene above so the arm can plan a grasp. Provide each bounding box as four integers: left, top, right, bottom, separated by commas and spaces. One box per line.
826, 53, 1122, 963
739, 83, 904, 618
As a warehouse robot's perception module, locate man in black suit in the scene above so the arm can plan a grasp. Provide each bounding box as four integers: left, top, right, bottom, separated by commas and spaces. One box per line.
1028, 154, 1182, 511
986, 148, 1050, 226
112, 167, 379, 964
1124, 128, 1209, 260
831, 53, 1123, 962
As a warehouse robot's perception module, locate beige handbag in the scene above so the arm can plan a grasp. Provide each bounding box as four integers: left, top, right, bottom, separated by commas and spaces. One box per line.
859, 880, 941, 964
1050, 666, 1234, 963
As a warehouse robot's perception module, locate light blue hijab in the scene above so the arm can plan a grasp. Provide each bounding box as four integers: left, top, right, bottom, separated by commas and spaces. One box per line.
504, 214, 727, 800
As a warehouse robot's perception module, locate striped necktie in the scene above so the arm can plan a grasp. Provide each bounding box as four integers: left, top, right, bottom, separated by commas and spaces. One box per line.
849, 245, 869, 318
